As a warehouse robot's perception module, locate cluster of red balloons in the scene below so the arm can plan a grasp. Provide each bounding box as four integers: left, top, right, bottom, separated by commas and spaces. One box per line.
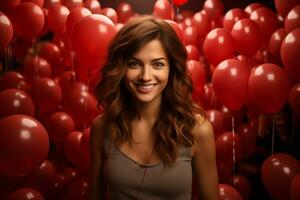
1, 0, 300, 199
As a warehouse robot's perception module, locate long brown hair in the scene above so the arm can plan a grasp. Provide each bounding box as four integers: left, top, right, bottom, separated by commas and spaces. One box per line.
95, 16, 205, 166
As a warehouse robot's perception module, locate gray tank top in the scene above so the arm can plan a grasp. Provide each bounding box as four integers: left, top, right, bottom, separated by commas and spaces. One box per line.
103, 140, 193, 200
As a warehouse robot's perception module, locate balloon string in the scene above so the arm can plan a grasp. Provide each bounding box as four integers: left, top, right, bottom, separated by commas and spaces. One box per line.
71, 51, 76, 82
271, 118, 275, 155
231, 116, 236, 185
83, 69, 91, 132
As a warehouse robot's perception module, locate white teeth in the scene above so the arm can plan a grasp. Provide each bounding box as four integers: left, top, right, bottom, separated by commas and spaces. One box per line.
136, 84, 156, 92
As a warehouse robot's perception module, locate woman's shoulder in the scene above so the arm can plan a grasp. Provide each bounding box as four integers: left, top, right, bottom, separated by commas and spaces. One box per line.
90, 113, 106, 138
192, 114, 214, 144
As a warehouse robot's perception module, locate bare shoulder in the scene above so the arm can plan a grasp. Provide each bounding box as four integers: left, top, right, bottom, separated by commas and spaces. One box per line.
191, 114, 215, 154
90, 113, 106, 140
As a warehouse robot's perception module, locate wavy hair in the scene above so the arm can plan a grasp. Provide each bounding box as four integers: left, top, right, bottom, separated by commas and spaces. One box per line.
95, 16, 205, 166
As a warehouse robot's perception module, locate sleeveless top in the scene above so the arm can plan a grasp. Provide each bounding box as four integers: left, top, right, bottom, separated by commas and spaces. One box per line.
103, 140, 193, 200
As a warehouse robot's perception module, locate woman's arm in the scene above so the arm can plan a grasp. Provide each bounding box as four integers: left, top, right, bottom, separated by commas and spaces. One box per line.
89, 114, 105, 200
192, 115, 219, 200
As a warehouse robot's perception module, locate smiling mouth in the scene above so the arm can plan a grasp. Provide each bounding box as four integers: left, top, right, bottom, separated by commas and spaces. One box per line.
135, 83, 158, 93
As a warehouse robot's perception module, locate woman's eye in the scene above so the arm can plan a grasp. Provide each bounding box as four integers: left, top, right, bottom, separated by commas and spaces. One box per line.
153, 62, 164, 68
128, 61, 140, 68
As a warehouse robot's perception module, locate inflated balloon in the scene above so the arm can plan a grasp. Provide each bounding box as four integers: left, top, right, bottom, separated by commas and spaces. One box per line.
9, 2, 45, 41
289, 83, 300, 116
284, 5, 300, 33
32, 77, 63, 114
192, 11, 210, 39
183, 26, 200, 46
64, 131, 89, 171
218, 184, 243, 200
71, 14, 116, 71
63, 0, 83, 10
231, 18, 263, 58
275, 0, 300, 17
22, 0, 44, 7
203, 28, 236, 66
262, 153, 300, 200
0, 115, 49, 177
66, 7, 92, 38
198, 83, 219, 110
250, 7, 280, 42
223, 8, 247, 31
47, 4, 70, 36
172, 0, 188, 7
0, 0, 21, 11
101, 7, 118, 24
66, 179, 89, 200
212, 59, 249, 111
268, 28, 287, 63
249, 63, 291, 114
0, 89, 35, 119
187, 60, 206, 99
244, 2, 264, 16
206, 109, 225, 138
0, 12, 13, 49
203, 0, 224, 22
185, 44, 200, 60
164, 19, 183, 41
84, 0, 101, 14
0, 71, 30, 92
45, 112, 75, 146
116, 2, 134, 23
237, 123, 257, 158
8, 188, 44, 200
281, 28, 300, 83
290, 174, 300, 200
229, 175, 251, 200
153, 0, 173, 20
22, 56, 52, 83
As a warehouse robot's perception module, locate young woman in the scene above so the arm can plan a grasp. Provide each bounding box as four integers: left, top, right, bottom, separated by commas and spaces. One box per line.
90, 16, 218, 200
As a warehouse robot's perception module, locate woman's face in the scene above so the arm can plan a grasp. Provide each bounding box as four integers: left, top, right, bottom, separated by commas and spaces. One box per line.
124, 39, 170, 104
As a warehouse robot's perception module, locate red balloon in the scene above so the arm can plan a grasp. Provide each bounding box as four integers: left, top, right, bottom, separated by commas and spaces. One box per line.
0, 115, 49, 177
43, 0, 60, 8
206, 109, 225, 138
0, 0, 21, 11
212, 59, 249, 111
268, 28, 287, 63
198, 83, 219, 110
185, 44, 200, 60
223, 8, 247, 31
0, 71, 30, 92
22, 0, 44, 7
244, 2, 264, 16
218, 184, 243, 200
203, 0, 224, 22
289, 83, 300, 116
281, 28, 300, 83
10, 2, 45, 41
64, 131, 89, 171
63, 0, 82, 10
0, 12, 13, 49
71, 14, 116, 71
203, 28, 236, 66
187, 60, 206, 99
101, 7, 118, 24
47, 4, 70, 36
229, 175, 251, 200
80, 127, 90, 156
216, 132, 244, 171
231, 18, 263, 58
262, 153, 300, 200
116, 2, 133, 23
45, 112, 75, 145
164, 19, 183, 41
153, 0, 173, 20
249, 63, 291, 114
22, 56, 52, 83
237, 123, 257, 158
250, 7, 280, 42
8, 188, 44, 200
182, 25, 200, 46
275, 0, 300, 17
192, 11, 210, 39
66, 7, 92, 38
290, 174, 300, 200
84, 0, 101, 14
0, 89, 35, 119
285, 5, 300, 33
32, 77, 63, 113
172, 0, 188, 7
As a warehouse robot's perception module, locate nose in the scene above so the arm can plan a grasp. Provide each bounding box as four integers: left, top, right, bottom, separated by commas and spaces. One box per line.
139, 65, 152, 81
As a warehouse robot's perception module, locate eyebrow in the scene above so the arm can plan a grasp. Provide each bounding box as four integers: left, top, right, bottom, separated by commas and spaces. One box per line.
129, 57, 168, 62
